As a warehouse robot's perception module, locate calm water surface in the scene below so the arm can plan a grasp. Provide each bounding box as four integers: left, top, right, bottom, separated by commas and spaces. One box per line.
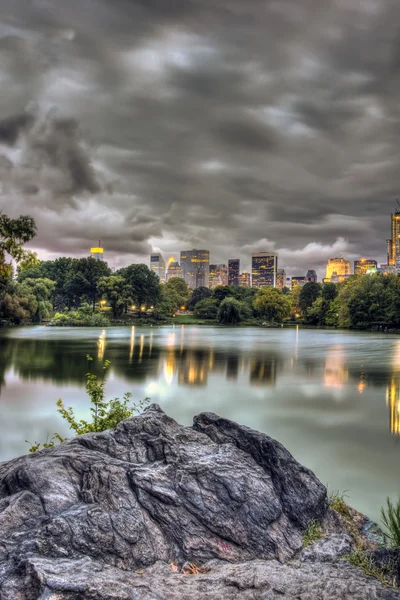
0, 325, 399, 523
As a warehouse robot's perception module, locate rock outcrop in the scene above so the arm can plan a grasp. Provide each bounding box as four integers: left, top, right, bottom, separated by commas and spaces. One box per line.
0, 404, 398, 599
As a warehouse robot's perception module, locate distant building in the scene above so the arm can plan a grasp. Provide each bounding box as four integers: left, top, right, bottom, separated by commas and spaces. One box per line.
306, 269, 318, 283
285, 277, 292, 290
209, 264, 228, 288
251, 252, 278, 288
325, 258, 351, 281
239, 271, 251, 287
90, 242, 104, 261
387, 208, 400, 269
276, 269, 286, 290
166, 259, 183, 281
150, 253, 166, 283
291, 276, 307, 289
354, 258, 377, 276
180, 249, 210, 288
380, 263, 397, 275
228, 259, 240, 286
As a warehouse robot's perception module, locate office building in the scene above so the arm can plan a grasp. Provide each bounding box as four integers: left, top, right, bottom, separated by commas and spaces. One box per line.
306, 269, 317, 283
228, 259, 240, 286
285, 277, 292, 290
251, 252, 278, 288
387, 208, 400, 269
209, 264, 228, 288
239, 271, 251, 287
291, 276, 307, 289
380, 263, 397, 275
180, 249, 210, 288
354, 259, 377, 276
166, 259, 183, 281
325, 258, 351, 281
150, 253, 166, 283
276, 269, 286, 290
90, 243, 104, 261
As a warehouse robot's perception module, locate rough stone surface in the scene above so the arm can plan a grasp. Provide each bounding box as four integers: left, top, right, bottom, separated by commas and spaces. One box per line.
0, 404, 398, 599
300, 533, 354, 562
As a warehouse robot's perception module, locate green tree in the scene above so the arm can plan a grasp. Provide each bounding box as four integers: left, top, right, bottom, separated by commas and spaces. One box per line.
120, 264, 161, 311
289, 286, 302, 318
253, 287, 291, 323
16, 278, 56, 322
98, 275, 131, 319
65, 258, 111, 311
0, 292, 29, 324
217, 297, 243, 324
0, 214, 37, 287
299, 283, 321, 317
194, 298, 218, 319
188, 286, 212, 310
322, 282, 338, 302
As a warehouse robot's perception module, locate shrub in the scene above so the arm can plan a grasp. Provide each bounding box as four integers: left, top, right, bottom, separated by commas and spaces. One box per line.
51, 303, 110, 327
381, 497, 400, 548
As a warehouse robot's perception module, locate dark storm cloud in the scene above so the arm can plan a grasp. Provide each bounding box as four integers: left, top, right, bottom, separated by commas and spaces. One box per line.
0, 112, 35, 145
1, 0, 400, 276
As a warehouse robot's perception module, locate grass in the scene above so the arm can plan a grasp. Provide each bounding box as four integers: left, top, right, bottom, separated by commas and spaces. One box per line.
381, 497, 400, 548
173, 314, 215, 325
303, 520, 324, 547
329, 489, 351, 519
344, 551, 398, 588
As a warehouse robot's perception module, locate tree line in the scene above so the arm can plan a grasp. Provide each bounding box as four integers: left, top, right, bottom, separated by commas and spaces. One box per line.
1, 213, 400, 329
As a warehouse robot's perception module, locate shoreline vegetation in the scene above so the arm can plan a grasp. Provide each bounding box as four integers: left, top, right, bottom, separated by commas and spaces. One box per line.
2, 214, 400, 332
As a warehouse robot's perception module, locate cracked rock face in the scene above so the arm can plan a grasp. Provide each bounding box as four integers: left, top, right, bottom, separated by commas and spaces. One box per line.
0, 404, 398, 599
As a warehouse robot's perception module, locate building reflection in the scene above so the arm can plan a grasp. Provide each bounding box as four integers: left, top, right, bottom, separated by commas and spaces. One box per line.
249, 357, 277, 386
324, 346, 348, 388
387, 341, 400, 435
97, 330, 106, 360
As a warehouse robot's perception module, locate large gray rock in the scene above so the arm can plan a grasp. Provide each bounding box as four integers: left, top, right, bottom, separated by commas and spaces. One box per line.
0, 404, 397, 599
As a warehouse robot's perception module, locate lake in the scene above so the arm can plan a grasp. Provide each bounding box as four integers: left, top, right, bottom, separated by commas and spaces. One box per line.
0, 325, 399, 524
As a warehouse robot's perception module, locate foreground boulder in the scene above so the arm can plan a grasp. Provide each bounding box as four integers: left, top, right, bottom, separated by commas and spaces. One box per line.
0, 404, 398, 599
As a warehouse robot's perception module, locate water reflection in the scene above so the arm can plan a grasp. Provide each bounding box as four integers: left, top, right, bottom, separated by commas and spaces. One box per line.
0, 328, 399, 436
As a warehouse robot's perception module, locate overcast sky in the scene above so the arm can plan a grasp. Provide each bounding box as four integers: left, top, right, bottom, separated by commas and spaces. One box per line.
1, 0, 399, 277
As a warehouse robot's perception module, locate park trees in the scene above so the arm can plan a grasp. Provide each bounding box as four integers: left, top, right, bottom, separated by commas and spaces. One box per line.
16, 278, 56, 322
98, 275, 130, 319
253, 287, 291, 323
0, 214, 37, 287
119, 264, 161, 311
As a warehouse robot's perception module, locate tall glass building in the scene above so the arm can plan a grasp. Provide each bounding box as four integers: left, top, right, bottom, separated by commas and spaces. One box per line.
209, 264, 228, 288
150, 253, 166, 283
251, 252, 278, 288
276, 268, 286, 290
325, 258, 351, 280
180, 249, 210, 288
387, 209, 400, 269
228, 259, 240, 286
90, 243, 104, 261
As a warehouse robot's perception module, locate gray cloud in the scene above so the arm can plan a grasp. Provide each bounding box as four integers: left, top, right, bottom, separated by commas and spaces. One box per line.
0, 0, 399, 278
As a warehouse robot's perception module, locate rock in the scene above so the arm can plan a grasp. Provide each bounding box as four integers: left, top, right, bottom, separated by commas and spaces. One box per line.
364, 548, 400, 586
300, 533, 354, 562
0, 404, 398, 599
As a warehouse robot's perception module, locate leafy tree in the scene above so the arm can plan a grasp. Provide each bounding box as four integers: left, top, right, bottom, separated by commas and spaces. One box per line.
0, 292, 29, 324
159, 277, 191, 314
253, 287, 291, 323
120, 264, 161, 311
98, 275, 130, 319
188, 286, 212, 310
217, 297, 243, 324
16, 278, 56, 322
0, 214, 37, 287
289, 286, 302, 317
212, 286, 233, 304
64, 258, 111, 311
299, 283, 321, 316
194, 298, 218, 319
322, 282, 338, 302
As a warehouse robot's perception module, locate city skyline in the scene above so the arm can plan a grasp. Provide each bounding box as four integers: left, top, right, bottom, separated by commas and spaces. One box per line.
2, 2, 400, 278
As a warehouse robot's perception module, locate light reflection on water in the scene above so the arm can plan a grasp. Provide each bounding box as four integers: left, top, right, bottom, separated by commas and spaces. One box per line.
0, 325, 399, 524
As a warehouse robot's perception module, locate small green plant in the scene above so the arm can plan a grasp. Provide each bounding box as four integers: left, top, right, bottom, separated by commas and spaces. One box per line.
303, 519, 324, 547
329, 489, 351, 519
381, 497, 400, 548
26, 355, 149, 452
344, 551, 398, 588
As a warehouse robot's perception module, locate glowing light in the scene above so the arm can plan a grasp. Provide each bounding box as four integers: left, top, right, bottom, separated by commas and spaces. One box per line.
139, 334, 144, 363
97, 330, 106, 360
129, 326, 135, 362
324, 346, 348, 389
167, 256, 176, 269
180, 306, 185, 311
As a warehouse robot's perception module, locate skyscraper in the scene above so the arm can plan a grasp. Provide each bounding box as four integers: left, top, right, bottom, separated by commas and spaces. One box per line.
276, 269, 286, 290
228, 259, 240, 286
251, 252, 278, 288
209, 264, 228, 288
325, 258, 351, 281
354, 259, 377, 276
180, 249, 210, 288
291, 276, 306, 289
239, 271, 251, 287
166, 260, 183, 281
90, 242, 104, 261
150, 253, 166, 283
387, 208, 400, 269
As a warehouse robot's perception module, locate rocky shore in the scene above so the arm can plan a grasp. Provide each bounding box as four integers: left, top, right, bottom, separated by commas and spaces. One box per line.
0, 404, 398, 599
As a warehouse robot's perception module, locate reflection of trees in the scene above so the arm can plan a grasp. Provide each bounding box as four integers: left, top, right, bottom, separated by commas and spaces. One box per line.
249, 357, 278, 386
